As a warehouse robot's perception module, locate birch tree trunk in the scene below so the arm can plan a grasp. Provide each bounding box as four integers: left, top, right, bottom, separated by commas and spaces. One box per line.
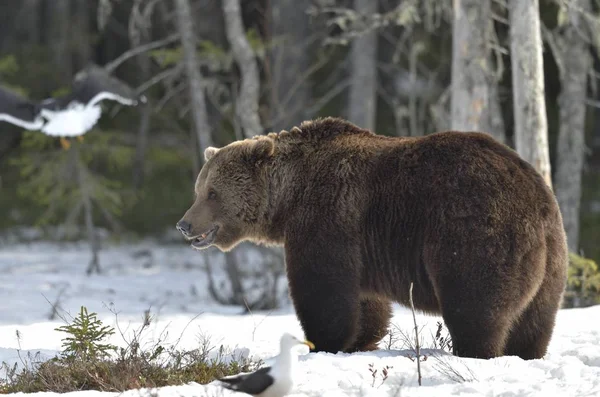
174, 0, 214, 155
508, 0, 552, 188
222, 0, 263, 138
347, 0, 378, 131
554, 0, 591, 252
175, 0, 250, 308
451, 0, 505, 144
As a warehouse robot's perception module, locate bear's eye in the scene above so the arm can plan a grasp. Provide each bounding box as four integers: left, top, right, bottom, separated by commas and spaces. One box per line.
207, 190, 217, 200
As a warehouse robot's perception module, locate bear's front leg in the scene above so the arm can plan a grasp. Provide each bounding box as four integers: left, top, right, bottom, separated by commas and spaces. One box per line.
284, 236, 361, 354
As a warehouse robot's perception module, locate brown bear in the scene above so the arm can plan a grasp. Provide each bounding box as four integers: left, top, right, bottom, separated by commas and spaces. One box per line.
176, 117, 568, 360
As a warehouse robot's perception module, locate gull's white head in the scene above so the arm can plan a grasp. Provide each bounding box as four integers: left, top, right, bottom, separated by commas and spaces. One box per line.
279, 332, 315, 352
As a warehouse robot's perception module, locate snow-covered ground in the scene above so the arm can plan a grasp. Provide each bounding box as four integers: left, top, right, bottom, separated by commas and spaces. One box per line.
0, 239, 599, 397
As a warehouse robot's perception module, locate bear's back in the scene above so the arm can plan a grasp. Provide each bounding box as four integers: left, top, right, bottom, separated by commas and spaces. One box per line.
359, 130, 556, 218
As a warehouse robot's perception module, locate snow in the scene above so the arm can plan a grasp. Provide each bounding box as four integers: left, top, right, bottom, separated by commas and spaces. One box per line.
0, 238, 599, 397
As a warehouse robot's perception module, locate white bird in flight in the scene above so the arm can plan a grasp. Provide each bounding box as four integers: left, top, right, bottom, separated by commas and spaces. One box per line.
0, 63, 145, 149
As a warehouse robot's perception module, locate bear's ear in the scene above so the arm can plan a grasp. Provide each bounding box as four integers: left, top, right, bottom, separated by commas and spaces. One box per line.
204, 147, 220, 162
248, 138, 275, 164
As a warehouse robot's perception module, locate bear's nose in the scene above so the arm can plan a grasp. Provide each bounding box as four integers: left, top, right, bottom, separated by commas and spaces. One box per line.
176, 220, 192, 236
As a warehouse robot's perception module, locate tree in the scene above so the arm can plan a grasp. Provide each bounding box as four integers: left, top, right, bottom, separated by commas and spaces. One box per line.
268, 0, 311, 130
48, 0, 72, 84
222, 0, 263, 138
508, 0, 552, 187
347, 0, 378, 131
550, 0, 592, 252
174, 0, 214, 158
451, 0, 505, 143
221, 0, 284, 310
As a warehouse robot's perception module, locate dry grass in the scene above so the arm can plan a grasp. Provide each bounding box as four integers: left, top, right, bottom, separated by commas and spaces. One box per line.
1, 349, 253, 393
0, 307, 260, 394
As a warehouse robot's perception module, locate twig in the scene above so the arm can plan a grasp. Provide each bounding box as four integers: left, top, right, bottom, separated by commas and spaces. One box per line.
135, 64, 183, 96
105, 33, 180, 73
155, 82, 187, 112
43, 286, 69, 321
305, 79, 351, 116
409, 282, 422, 386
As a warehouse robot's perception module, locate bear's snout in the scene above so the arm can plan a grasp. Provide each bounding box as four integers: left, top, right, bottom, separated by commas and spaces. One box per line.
176, 220, 192, 236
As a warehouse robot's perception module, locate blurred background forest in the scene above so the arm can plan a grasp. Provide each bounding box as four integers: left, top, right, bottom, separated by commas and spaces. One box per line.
0, 0, 599, 306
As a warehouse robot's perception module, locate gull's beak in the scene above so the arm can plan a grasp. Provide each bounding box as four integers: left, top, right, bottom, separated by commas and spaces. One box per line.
303, 340, 315, 350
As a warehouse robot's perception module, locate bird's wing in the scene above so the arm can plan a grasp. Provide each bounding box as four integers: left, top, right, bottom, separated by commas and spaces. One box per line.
219, 367, 275, 395
68, 64, 146, 108
0, 85, 44, 130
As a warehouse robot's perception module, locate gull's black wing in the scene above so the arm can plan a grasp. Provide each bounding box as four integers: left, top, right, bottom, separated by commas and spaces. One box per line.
219, 366, 275, 395
0, 85, 43, 130
68, 64, 146, 107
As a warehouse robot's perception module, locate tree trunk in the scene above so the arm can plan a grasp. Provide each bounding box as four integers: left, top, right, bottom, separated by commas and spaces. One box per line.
451, 0, 505, 144
223, 0, 263, 138
176, 0, 252, 308
20, 0, 42, 44
72, 0, 91, 71
47, 0, 72, 84
508, 0, 552, 187
554, 0, 591, 253
174, 0, 214, 155
347, 0, 378, 131
72, 143, 101, 275
269, 0, 310, 130
131, 4, 154, 189
489, 83, 506, 144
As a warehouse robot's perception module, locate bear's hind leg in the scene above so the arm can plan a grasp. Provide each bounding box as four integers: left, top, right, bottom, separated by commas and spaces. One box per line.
502, 294, 558, 360
442, 308, 511, 359
432, 267, 516, 358
503, 243, 567, 360
346, 296, 392, 352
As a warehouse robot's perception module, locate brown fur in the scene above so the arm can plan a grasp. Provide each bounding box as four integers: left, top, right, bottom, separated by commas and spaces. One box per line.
178, 117, 569, 360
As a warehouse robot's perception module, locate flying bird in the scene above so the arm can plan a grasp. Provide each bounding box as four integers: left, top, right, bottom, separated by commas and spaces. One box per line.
0, 63, 146, 149
0, 85, 44, 131
218, 333, 314, 397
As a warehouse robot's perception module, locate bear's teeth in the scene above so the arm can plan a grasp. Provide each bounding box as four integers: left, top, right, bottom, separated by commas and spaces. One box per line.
201, 233, 207, 239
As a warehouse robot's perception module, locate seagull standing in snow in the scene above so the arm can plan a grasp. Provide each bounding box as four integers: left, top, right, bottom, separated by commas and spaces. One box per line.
218, 333, 314, 397
0, 63, 145, 149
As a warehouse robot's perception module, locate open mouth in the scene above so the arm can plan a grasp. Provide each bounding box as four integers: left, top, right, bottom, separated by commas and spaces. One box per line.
190, 225, 219, 250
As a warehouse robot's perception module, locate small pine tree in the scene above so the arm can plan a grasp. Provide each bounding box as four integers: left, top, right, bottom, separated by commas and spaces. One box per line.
55, 306, 116, 361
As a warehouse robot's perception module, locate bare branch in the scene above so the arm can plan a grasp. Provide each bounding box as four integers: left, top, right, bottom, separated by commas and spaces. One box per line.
135, 63, 182, 96
491, 12, 509, 25
409, 282, 422, 386
541, 24, 565, 78
312, 0, 422, 46
154, 82, 187, 112
307, 80, 351, 120
105, 33, 180, 73
585, 97, 600, 108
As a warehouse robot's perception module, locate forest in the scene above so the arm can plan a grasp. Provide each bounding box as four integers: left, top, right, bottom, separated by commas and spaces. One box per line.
0, 0, 599, 304
0, 1, 599, 396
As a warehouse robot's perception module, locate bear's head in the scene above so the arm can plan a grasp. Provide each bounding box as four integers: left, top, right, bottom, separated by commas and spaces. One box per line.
176, 136, 275, 252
